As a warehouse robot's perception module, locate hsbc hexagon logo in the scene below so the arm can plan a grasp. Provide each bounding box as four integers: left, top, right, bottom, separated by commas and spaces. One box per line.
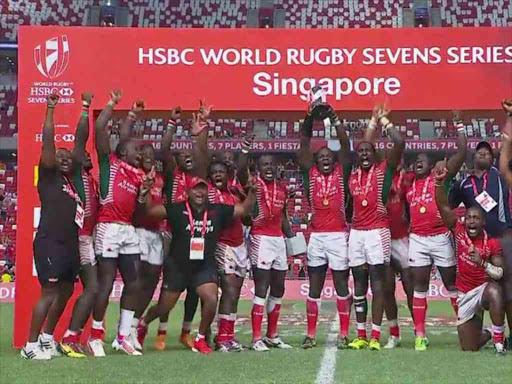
59, 88, 74, 97
34, 35, 70, 79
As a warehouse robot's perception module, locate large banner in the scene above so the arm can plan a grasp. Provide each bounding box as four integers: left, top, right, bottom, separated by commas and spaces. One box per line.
15, 26, 511, 347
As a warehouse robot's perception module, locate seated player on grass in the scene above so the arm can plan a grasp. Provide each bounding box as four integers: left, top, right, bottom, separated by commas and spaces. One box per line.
435, 166, 507, 355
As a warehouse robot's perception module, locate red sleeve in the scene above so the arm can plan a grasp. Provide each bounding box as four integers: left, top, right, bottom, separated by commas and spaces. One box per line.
489, 239, 502, 259
453, 220, 465, 235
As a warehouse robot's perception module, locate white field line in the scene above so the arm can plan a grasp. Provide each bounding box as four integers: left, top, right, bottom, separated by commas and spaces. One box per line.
315, 315, 340, 384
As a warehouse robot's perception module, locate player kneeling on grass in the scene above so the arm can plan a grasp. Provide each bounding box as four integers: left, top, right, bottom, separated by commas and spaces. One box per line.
136, 176, 256, 354
435, 167, 507, 355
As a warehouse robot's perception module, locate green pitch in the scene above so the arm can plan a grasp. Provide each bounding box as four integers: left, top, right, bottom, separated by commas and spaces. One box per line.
1, 301, 510, 384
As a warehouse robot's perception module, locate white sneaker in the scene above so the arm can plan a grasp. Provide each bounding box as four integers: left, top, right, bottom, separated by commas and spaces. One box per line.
251, 339, 270, 352
21, 345, 51, 360
39, 336, 61, 357
130, 328, 143, 351
384, 336, 401, 349
495, 342, 507, 355
112, 337, 142, 356
88, 338, 106, 358
263, 336, 292, 349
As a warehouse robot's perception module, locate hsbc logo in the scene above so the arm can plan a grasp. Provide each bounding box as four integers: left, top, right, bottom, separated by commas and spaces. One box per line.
34, 35, 70, 79
59, 88, 73, 96
35, 133, 75, 143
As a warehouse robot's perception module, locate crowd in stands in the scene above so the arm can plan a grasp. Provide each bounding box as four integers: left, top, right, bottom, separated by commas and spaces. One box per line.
2, 0, 512, 41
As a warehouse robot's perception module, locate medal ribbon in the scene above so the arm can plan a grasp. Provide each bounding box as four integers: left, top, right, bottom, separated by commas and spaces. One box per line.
185, 201, 208, 238
258, 176, 277, 218
412, 175, 431, 209
356, 164, 375, 202
320, 171, 334, 203
470, 173, 488, 196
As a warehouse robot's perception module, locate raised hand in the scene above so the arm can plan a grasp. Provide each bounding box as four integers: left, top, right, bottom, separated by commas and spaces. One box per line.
132, 99, 145, 113
170, 106, 182, 121
47, 93, 59, 108
81, 93, 94, 106
140, 166, 155, 197
198, 98, 213, 121
434, 164, 448, 184
502, 99, 512, 115
191, 112, 207, 136
110, 89, 122, 105
453, 110, 463, 122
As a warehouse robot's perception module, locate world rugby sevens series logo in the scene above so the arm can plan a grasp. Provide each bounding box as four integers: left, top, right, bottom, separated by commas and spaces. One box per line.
34, 35, 70, 79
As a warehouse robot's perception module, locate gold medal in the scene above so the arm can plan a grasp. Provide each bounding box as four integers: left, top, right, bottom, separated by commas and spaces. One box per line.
420, 206, 427, 214
362, 199, 368, 207
323, 198, 329, 206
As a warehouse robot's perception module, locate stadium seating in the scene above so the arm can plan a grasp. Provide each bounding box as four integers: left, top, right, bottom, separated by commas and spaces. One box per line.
0, 163, 17, 262
0, 85, 17, 137
2, 0, 512, 41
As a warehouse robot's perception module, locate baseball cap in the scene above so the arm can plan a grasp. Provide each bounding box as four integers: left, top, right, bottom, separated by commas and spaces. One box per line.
187, 177, 208, 189
475, 141, 494, 157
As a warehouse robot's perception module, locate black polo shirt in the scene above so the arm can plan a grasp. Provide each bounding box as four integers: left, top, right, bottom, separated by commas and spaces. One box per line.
165, 202, 235, 265
448, 166, 512, 237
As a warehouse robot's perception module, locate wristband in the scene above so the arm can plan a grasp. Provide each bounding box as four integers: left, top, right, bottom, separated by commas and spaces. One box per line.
107, 100, 116, 107
82, 100, 90, 108
192, 135, 199, 144
47, 105, 56, 109
81, 111, 88, 117
368, 118, 378, 131
137, 194, 147, 204
379, 116, 390, 126
485, 262, 504, 280
128, 111, 137, 121
385, 122, 393, 130
167, 119, 176, 130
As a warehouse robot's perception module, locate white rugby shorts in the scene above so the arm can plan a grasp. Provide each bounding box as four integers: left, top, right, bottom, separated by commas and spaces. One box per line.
79, 235, 97, 266
95, 223, 140, 258
307, 232, 349, 271
348, 228, 391, 267
457, 283, 488, 326
249, 235, 288, 271
215, 242, 248, 278
136, 227, 164, 266
391, 237, 409, 269
408, 232, 455, 268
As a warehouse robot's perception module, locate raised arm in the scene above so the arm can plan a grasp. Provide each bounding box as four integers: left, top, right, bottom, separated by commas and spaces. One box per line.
40, 94, 59, 168
234, 183, 257, 218
237, 135, 254, 186
95, 90, 122, 156
434, 166, 457, 230
161, 107, 181, 174
378, 107, 405, 171
119, 99, 145, 142
499, 99, 512, 186
298, 111, 314, 171
446, 111, 468, 178
72, 93, 93, 164
191, 98, 213, 180
363, 106, 380, 143
329, 107, 351, 166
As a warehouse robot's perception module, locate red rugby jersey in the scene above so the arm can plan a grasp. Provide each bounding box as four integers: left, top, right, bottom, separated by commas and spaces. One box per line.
453, 221, 501, 293
97, 154, 144, 224
250, 177, 287, 237
307, 163, 347, 232
406, 174, 449, 236
79, 170, 99, 236
208, 181, 244, 247
387, 171, 409, 240
348, 160, 390, 230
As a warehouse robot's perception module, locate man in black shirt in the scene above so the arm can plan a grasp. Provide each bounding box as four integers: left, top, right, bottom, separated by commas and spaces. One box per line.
22, 94, 83, 360
136, 176, 256, 355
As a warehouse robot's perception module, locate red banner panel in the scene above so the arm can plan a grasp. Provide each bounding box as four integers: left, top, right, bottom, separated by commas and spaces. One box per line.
15, 26, 512, 347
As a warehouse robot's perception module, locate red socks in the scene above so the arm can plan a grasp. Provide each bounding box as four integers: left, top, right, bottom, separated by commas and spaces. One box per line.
413, 291, 427, 338
370, 324, 381, 341
448, 291, 459, 317
251, 297, 265, 341
337, 294, 352, 338
306, 297, 320, 338
388, 319, 400, 338
266, 296, 282, 339
216, 315, 230, 343
492, 325, 505, 344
